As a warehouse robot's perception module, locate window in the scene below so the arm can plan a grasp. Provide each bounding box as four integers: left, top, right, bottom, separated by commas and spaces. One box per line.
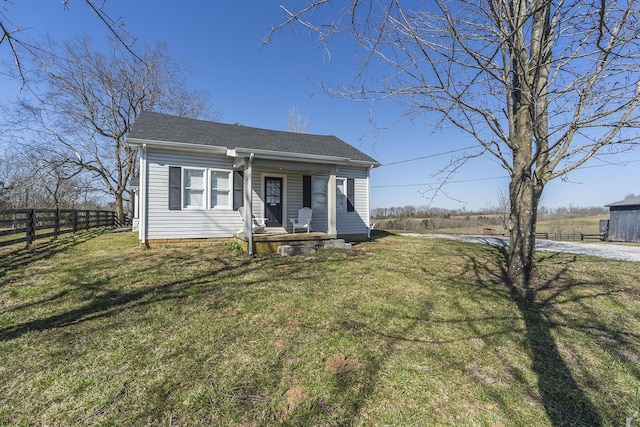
306, 176, 355, 211
183, 169, 205, 208
210, 170, 231, 209
169, 167, 237, 210
336, 178, 346, 211
312, 177, 327, 209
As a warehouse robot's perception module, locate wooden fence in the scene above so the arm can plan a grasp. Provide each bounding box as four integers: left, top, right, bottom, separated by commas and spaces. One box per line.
0, 209, 123, 248
535, 232, 603, 241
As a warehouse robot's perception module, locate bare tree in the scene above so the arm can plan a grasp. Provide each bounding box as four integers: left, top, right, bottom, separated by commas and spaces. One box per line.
492, 188, 511, 232
7, 37, 214, 223
0, 157, 13, 209
269, 0, 640, 286
0, 146, 96, 209
287, 106, 309, 133
1, 0, 139, 84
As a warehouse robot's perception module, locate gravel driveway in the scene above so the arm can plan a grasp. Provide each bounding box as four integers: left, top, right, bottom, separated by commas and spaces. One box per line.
400, 233, 640, 263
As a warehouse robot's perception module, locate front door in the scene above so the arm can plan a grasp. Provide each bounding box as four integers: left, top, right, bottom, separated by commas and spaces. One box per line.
265, 177, 283, 227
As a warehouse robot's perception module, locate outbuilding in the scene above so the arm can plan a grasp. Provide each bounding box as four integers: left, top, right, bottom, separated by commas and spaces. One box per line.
605, 196, 640, 243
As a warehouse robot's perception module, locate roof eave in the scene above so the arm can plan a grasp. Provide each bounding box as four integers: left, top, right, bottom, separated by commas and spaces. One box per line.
127, 138, 380, 167
127, 138, 228, 154
231, 147, 379, 167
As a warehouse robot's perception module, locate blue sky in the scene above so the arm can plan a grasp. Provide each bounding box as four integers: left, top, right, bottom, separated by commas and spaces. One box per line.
1, 0, 638, 210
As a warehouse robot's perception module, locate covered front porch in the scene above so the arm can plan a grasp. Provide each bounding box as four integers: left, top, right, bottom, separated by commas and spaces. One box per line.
230, 149, 372, 254
233, 230, 349, 255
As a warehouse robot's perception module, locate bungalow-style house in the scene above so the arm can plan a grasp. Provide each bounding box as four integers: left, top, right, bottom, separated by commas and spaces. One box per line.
127, 111, 380, 249
604, 196, 640, 243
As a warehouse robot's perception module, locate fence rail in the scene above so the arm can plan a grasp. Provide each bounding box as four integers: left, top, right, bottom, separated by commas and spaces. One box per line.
0, 209, 123, 248
534, 232, 603, 241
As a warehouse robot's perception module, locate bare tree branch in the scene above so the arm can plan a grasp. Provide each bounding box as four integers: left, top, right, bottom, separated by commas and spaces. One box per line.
1, 0, 142, 85
270, 0, 640, 286
5, 36, 214, 222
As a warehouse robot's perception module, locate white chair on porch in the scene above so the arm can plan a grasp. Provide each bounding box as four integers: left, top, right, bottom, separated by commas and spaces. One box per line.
238, 206, 267, 234
290, 207, 313, 233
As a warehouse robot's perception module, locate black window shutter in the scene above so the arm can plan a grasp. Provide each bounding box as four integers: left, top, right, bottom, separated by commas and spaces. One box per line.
303, 175, 312, 208
347, 178, 355, 212
233, 171, 244, 210
168, 166, 182, 210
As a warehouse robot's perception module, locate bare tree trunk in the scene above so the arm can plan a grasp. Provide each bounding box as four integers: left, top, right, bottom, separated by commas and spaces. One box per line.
114, 192, 124, 226
508, 170, 543, 287
270, 0, 640, 286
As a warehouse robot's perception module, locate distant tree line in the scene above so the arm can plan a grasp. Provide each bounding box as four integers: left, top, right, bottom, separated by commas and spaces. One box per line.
0, 153, 104, 211
371, 204, 608, 219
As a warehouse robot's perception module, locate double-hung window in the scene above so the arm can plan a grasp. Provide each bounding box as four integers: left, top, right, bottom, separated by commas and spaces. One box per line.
210, 170, 231, 209
336, 178, 347, 211
312, 177, 327, 209
183, 169, 205, 208
169, 167, 235, 210
302, 175, 355, 213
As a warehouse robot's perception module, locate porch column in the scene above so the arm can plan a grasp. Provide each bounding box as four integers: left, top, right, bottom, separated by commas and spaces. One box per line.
139, 144, 148, 245
327, 167, 337, 237
243, 154, 255, 254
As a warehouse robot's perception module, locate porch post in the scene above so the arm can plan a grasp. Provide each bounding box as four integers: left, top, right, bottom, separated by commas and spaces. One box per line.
139, 144, 148, 245
327, 166, 337, 237
244, 154, 255, 254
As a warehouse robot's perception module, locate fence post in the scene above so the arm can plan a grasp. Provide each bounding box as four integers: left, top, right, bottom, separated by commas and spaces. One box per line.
86, 210, 90, 230
54, 208, 60, 240
72, 210, 78, 233
25, 209, 36, 247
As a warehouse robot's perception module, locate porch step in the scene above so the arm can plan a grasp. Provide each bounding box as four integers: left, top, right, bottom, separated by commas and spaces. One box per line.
233, 231, 352, 255
277, 239, 352, 257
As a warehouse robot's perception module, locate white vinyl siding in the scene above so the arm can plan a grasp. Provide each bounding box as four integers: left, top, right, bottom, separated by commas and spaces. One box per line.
145, 149, 240, 239
335, 168, 370, 236
142, 149, 372, 239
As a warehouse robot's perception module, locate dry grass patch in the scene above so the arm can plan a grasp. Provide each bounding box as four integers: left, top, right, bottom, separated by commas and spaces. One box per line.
326, 353, 363, 375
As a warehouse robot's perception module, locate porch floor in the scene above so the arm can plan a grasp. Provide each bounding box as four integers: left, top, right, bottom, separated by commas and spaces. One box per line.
233, 230, 336, 255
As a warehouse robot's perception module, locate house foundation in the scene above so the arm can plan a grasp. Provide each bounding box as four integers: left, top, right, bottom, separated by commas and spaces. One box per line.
233, 232, 357, 255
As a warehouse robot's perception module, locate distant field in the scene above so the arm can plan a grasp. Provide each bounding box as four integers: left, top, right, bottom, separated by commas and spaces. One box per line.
536, 214, 604, 236
1, 230, 638, 425
373, 213, 607, 237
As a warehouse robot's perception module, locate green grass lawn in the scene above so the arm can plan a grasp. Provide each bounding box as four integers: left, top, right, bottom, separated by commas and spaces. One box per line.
1, 230, 639, 426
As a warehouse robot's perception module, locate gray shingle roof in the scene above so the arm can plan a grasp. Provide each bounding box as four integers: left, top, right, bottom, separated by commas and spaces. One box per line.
607, 196, 640, 207
128, 111, 379, 165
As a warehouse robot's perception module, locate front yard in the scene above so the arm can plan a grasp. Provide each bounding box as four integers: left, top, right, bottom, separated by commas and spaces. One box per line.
0, 230, 638, 425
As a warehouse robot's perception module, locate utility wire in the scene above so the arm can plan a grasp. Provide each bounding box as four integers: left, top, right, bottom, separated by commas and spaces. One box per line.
372, 158, 640, 189
379, 145, 480, 166
373, 176, 506, 188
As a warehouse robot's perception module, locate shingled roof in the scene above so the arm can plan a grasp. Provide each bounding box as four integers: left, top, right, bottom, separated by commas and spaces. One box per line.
127, 111, 379, 165
607, 196, 640, 207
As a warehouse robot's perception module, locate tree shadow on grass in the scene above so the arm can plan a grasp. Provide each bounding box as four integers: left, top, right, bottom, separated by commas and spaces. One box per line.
0, 250, 267, 342
0, 229, 104, 284
463, 246, 605, 426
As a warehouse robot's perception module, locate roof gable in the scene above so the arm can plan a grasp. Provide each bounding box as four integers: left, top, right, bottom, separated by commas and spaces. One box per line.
127, 111, 379, 166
